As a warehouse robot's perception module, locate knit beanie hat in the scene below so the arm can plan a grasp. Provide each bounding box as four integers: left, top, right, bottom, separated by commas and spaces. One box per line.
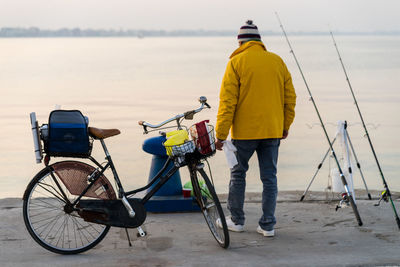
237, 20, 261, 43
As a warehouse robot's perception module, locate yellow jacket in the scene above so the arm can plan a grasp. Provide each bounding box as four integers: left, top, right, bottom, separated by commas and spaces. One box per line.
216, 41, 296, 140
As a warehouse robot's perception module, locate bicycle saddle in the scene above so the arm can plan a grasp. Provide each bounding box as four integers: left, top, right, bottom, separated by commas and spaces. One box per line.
89, 127, 121, 139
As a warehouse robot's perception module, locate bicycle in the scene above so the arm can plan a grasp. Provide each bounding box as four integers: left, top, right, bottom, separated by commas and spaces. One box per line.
24, 96, 229, 254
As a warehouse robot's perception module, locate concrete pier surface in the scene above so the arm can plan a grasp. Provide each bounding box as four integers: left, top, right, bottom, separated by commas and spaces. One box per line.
1, 191, 400, 267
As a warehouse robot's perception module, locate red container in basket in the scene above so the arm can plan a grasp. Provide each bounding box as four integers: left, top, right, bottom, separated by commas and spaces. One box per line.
190, 120, 215, 155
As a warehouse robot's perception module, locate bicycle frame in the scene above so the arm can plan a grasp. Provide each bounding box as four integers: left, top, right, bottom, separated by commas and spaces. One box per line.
48, 138, 182, 212
43, 97, 213, 217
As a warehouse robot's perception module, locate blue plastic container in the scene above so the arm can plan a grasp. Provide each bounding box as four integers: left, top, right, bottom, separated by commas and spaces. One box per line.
142, 136, 199, 212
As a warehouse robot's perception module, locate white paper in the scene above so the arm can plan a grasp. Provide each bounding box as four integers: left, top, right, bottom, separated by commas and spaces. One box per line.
222, 140, 238, 168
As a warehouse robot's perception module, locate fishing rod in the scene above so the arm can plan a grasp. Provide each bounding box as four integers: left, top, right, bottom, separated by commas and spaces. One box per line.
275, 12, 363, 226
329, 30, 400, 229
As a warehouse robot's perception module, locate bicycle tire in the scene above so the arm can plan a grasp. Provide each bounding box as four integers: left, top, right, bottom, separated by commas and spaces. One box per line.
191, 167, 229, 248
348, 194, 363, 226
23, 161, 116, 254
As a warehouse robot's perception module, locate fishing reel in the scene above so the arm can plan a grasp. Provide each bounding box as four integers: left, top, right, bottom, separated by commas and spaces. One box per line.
374, 190, 389, 207
335, 193, 350, 211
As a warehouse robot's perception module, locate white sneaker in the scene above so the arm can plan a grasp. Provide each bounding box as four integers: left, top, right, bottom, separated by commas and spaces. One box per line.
257, 225, 274, 237
216, 216, 244, 232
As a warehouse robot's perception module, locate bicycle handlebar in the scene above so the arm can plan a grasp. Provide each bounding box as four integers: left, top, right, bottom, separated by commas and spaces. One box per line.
138, 96, 211, 133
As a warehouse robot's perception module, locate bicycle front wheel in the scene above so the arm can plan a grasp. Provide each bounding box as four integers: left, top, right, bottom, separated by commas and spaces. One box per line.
191, 166, 229, 248
23, 161, 115, 254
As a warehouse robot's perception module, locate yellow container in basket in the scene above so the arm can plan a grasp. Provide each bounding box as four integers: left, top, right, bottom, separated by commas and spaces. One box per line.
164, 130, 189, 156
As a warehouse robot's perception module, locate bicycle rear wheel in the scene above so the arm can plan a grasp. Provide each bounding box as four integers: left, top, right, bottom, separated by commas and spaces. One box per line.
191, 166, 229, 248
23, 161, 116, 254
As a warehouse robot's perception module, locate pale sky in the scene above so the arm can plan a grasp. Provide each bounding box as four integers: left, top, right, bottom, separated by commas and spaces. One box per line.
1, 0, 399, 32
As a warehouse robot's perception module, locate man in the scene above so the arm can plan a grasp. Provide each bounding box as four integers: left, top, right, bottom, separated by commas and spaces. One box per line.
215, 20, 296, 237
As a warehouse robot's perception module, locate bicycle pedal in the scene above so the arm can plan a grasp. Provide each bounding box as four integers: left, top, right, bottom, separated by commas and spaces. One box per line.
137, 226, 146, 237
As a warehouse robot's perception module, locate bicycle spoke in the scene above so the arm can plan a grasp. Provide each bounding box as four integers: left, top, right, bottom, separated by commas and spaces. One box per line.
72, 218, 78, 248
73, 214, 103, 235
42, 212, 64, 240
70, 216, 91, 243
31, 198, 63, 211
29, 202, 61, 211
29, 209, 58, 218
48, 216, 64, 246
71, 215, 98, 239
66, 216, 70, 249
86, 222, 102, 235
33, 210, 63, 233
205, 202, 216, 210
37, 182, 67, 204
55, 215, 68, 247
31, 211, 61, 226
70, 216, 85, 247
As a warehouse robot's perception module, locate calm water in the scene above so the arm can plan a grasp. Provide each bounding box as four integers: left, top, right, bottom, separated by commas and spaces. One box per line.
1, 36, 399, 198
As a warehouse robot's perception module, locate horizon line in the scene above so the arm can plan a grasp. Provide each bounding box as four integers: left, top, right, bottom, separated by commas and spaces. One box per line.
1, 27, 400, 37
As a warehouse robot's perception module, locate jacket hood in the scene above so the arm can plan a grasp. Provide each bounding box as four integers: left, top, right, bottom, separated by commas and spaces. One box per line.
230, 41, 266, 59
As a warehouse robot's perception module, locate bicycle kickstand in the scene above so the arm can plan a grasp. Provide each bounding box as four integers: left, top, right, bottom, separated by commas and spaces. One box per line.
125, 228, 132, 247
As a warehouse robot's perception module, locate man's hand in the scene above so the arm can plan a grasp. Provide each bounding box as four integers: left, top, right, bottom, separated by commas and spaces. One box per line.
215, 139, 224, 150
282, 130, 289, 139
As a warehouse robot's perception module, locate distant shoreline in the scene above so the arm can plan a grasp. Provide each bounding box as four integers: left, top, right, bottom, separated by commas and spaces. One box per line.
1, 27, 400, 38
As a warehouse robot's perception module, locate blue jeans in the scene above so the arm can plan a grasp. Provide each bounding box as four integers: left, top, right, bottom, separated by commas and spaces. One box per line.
228, 139, 280, 231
